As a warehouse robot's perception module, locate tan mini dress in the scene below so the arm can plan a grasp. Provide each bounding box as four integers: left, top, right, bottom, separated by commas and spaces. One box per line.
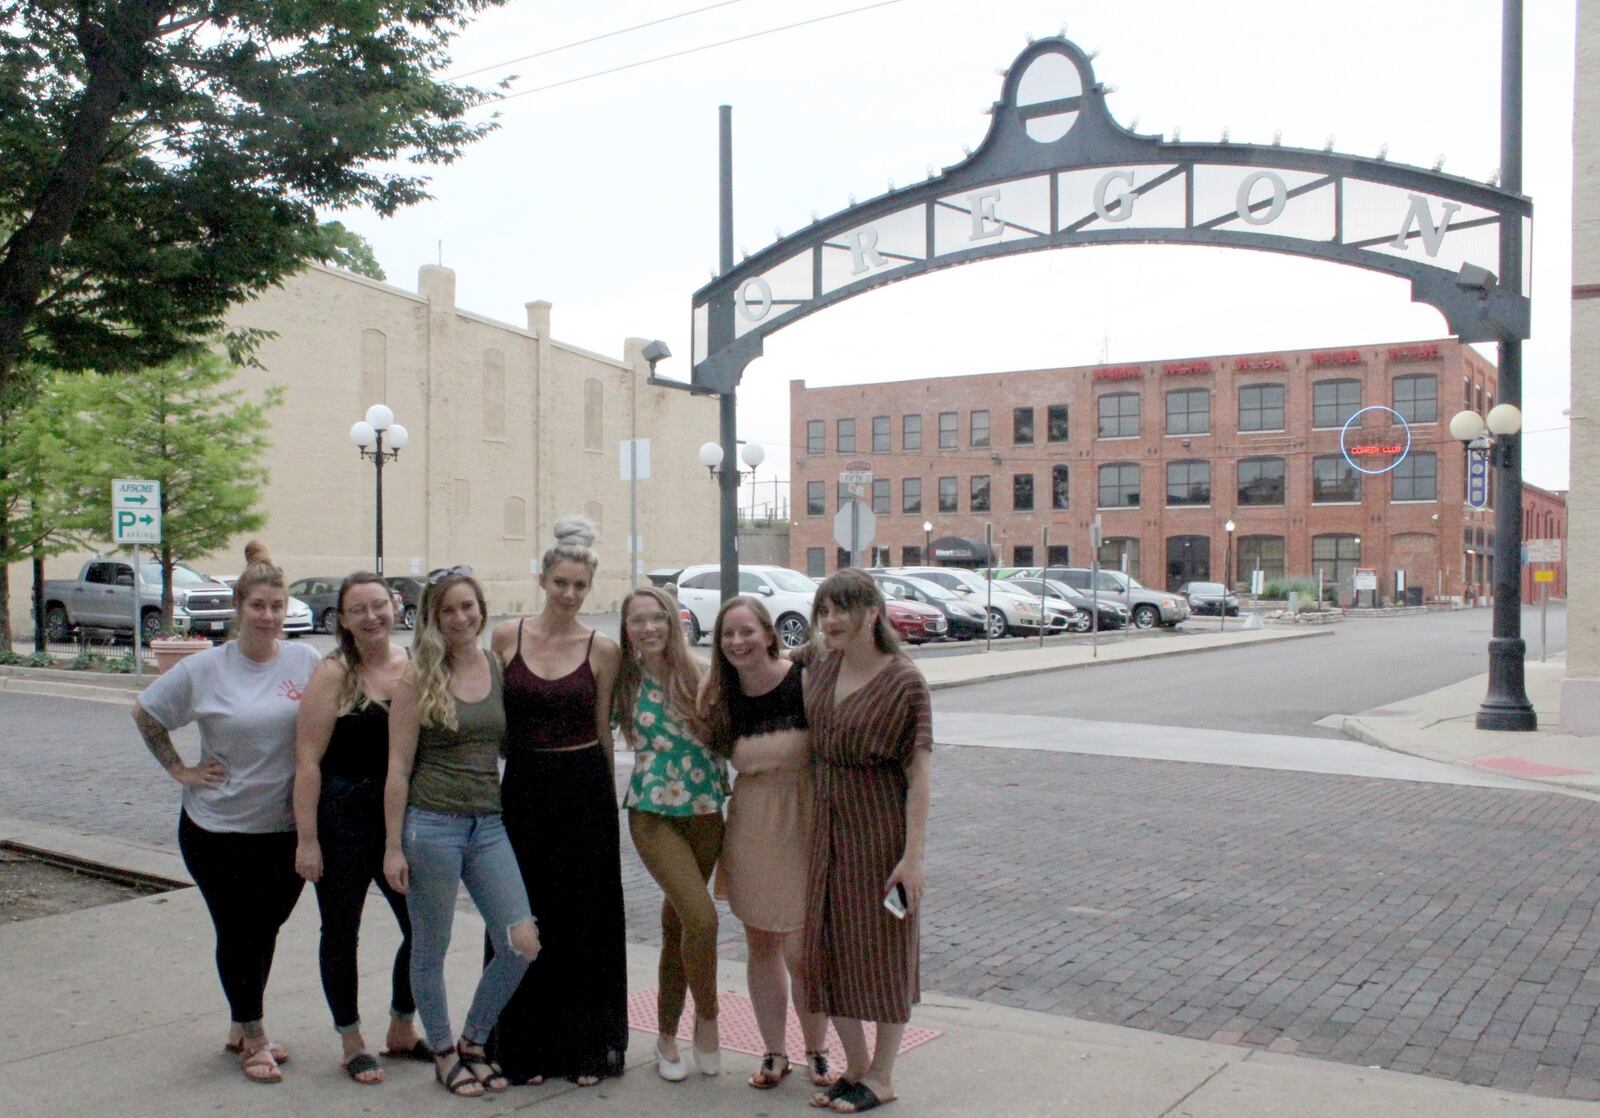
722, 662, 812, 933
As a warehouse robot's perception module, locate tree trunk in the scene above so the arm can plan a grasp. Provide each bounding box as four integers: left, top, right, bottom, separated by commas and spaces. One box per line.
161, 541, 175, 633
31, 550, 44, 653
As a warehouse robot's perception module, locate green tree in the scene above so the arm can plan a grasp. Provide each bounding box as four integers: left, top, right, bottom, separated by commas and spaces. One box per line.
63, 350, 285, 630
313, 222, 388, 282
0, 0, 505, 405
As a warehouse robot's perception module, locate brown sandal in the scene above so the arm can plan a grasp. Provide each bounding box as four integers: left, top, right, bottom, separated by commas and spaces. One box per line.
749, 1052, 792, 1089
225, 1039, 287, 1064
239, 1042, 282, 1084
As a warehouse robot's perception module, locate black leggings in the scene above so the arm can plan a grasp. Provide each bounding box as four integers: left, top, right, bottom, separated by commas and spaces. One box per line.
314, 775, 416, 1032
178, 811, 305, 1024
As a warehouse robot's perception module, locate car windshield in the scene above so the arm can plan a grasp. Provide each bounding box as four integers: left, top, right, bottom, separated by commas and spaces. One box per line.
141, 563, 214, 587
900, 575, 956, 601
765, 569, 818, 593
1188, 582, 1226, 594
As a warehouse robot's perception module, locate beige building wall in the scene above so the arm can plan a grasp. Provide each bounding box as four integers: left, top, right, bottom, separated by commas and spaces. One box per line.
7, 263, 718, 631
1565, 0, 1600, 731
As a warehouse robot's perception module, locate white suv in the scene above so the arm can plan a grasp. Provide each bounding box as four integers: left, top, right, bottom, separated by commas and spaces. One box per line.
883, 566, 1067, 639
675, 565, 817, 648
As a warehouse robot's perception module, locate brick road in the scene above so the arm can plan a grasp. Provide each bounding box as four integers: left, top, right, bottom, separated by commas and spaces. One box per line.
5, 691, 1600, 1100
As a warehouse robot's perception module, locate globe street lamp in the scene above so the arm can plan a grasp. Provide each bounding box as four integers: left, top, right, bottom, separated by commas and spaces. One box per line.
923, 520, 933, 564
698, 439, 765, 480
349, 404, 408, 576
1222, 519, 1235, 632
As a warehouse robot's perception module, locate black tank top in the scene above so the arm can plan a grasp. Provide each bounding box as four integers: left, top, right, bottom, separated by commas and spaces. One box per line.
503, 623, 599, 754
323, 699, 390, 782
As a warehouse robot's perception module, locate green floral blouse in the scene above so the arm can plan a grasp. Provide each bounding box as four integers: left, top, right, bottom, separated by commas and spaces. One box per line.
624, 675, 729, 817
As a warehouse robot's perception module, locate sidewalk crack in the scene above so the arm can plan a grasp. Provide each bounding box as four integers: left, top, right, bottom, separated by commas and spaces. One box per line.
1157, 1060, 1231, 1117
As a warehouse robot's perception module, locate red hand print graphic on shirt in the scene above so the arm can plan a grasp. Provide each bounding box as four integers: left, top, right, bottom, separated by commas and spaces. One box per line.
279, 679, 304, 702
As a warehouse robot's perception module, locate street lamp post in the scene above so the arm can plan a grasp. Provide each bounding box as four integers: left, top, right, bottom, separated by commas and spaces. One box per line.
700, 440, 765, 595
349, 404, 408, 577
1222, 519, 1235, 632
923, 521, 933, 565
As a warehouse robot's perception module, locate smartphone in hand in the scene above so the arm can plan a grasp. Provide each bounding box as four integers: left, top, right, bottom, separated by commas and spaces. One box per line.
883, 882, 908, 919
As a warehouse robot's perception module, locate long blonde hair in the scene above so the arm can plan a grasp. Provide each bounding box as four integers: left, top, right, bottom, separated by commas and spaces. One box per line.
330, 571, 389, 716
412, 572, 488, 730
696, 595, 780, 758
614, 587, 702, 745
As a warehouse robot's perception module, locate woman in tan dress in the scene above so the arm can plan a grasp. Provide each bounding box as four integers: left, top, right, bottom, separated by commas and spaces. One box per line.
700, 596, 833, 1092
798, 570, 932, 1114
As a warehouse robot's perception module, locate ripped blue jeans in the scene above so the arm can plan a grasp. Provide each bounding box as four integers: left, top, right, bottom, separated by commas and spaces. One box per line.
402, 807, 533, 1051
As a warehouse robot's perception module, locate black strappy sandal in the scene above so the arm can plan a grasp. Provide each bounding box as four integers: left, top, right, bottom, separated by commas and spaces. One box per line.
456, 1038, 509, 1093
749, 1052, 792, 1089
807, 1049, 835, 1086
434, 1050, 483, 1098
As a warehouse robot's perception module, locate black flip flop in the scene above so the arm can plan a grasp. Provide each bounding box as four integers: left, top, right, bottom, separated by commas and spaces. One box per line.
343, 1052, 382, 1084
831, 1081, 895, 1112
811, 1078, 858, 1108
380, 1040, 432, 1061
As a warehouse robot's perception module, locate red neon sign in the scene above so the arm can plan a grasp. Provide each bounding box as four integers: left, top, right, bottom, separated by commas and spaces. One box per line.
1349, 444, 1403, 456
1093, 365, 1143, 381
1387, 343, 1441, 362
1312, 350, 1362, 367
1234, 355, 1287, 371
1162, 360, 1213, 376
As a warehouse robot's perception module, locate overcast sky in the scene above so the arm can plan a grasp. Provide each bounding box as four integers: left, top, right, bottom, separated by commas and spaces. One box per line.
334, 0, 1578, 501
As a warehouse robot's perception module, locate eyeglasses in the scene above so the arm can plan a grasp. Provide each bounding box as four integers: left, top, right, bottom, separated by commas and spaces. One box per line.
427, 564, 473, 585
342, 602, 390, 619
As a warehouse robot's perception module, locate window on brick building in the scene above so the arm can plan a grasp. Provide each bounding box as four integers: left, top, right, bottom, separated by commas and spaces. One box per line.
1047, 404, 1071, 442
1236, 535, 1285, 583
1165, 389, 1210, 435
1166, 460, 1211, 506
806, 548, 826, 577
1098, 463, 1140, 507
836, 417, 855, 454
1313, 534, 1361, 589
1098, 393, 1139, 438
871, 415, 890, 452
1014, 407, 1035, 444
1013, 545, 1035, 566
938, 476, 958, 512
903, 413, 922, 450
970, 410, 991, 448
1098, 537, 1139, 579
1051, 464, 1071, 510
970, 475, 991, 512
1392, 452, 1437, 501
1012, 473, 1034, 511
1393, 375, 1438, 424
901, 545, 923, 565
806, 481, 825, 516
938, 411, 958, 449
1312, 455, 1361, 502
1237, 457, 1286, 506
1046, 544, 1071, 566
807, 419, 824, 455
871, 478, 890, 515
1238, 383, 1285, 431
902, 477, 922, 514
1312, 379, 1361, 428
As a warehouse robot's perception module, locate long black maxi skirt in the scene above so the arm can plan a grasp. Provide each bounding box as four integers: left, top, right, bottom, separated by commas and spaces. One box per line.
486, 743, 629, 1082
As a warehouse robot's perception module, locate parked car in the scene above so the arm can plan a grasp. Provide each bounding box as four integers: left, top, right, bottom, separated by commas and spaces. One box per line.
871, 572, 988, 640
675, 564, 818, 648
881, 594, 949, 644
1031, 567, 1190, 629
1004, 577, 1129, 631
285, 577, 345, 633
878, 566, 1070, 639
221, 574, 314, 636
384, 577, 426, 629
1178, 581, 1240, 616
41, 558, 235, 643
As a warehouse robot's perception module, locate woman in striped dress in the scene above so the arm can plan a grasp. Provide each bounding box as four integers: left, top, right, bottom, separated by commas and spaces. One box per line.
798, 569, 932, 1114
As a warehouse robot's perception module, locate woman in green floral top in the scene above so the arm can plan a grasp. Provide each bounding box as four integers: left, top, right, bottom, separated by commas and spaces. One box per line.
613, 587, 730, 1083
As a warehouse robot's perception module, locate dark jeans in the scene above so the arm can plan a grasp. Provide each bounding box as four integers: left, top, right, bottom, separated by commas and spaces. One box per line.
315, 774, 416, 1033
178, 811, 305, 1024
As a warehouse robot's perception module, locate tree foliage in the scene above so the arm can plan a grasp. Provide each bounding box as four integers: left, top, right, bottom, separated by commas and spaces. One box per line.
60, 348, 285, 629
0, 0, 504, 404
314, 222, 387, 282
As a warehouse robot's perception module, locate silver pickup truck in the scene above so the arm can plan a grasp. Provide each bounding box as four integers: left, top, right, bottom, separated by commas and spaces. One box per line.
41, 559, 237, 643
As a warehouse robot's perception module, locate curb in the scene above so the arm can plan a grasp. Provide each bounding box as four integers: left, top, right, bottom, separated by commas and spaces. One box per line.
925, 627, 1333, 691
1335, 716, 1600, 803
0, 675, 146, 705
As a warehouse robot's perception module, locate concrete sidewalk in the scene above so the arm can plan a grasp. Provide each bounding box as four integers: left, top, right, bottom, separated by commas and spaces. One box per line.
1331, 654, 1600, 798
1, 815, 1590, 1117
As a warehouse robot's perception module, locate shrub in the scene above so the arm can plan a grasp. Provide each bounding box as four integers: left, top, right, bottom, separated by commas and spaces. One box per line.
25, 651, 55, 668
0, 649, 24, 666
68, 651, 107, 672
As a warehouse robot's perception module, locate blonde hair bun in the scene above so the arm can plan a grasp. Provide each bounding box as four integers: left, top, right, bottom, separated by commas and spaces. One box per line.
553, 516, 596, 550
244, 539, 272, 567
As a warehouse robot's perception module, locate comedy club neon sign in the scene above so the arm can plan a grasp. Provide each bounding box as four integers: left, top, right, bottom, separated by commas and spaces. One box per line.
1340, 406, 1412, 475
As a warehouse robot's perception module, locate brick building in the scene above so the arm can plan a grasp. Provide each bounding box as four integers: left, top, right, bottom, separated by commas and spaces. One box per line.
1522, 482, 1568, 602
790, 338, 1500, 603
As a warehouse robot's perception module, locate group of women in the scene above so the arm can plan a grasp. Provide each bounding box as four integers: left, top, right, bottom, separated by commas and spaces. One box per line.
131, 522, 931, 1113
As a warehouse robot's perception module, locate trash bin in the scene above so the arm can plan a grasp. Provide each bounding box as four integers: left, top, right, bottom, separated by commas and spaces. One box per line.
1405, 586, 1424, 607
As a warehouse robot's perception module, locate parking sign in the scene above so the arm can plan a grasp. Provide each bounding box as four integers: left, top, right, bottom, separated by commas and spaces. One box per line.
112, 479, 162, 545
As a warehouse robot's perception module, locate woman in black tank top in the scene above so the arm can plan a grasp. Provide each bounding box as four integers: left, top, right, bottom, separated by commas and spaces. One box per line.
292, 573, 423, 1084
484, 517, 630, 1086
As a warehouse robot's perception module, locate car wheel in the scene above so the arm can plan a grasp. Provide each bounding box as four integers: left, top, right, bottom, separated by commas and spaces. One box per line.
1132, 604, 1159, 629
984, 608, 1007, 640
402, 605, 417, 630
1069, 615, 1091, 633
685, 612, 703, 645
141, 610, 162, 644
44, 605, 71, 643
320, 608, 339, 634
776, 613, 809, 649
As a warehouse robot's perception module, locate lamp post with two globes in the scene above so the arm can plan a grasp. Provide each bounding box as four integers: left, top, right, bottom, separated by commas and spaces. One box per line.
699, 440, 765, 596
349, 404, 408, 577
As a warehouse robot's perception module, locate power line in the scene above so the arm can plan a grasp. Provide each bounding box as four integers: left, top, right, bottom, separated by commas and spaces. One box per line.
482, 0, 909, 104
446, 0, 750, 81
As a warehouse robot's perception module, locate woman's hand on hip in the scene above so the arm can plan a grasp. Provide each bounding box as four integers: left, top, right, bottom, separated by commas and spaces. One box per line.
383, 849, 410, 895
172, 758, 227, 789
295, 840, 323, 883
886, 857, 926, 917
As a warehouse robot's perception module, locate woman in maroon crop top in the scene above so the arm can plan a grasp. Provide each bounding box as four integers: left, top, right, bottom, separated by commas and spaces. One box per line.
483, 516, 628, 1086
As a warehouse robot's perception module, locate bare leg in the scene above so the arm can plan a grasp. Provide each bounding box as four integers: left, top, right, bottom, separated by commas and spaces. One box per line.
832, 1022, 904, 1113
746, 927, 791, 1055
810, 1015, 871, 1106
782, 929, 831, 1057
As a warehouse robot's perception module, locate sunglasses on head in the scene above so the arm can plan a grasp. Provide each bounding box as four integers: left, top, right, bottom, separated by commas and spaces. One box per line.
427, 564, 474, 585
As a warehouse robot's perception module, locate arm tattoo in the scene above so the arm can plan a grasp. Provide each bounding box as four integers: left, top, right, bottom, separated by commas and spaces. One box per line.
133, 705, 184, 773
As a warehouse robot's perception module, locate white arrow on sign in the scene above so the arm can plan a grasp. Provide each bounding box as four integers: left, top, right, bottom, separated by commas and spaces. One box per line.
112, 478, 162, 545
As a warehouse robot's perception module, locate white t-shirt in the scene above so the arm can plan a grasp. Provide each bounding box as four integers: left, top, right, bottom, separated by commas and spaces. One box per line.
138, 640, 323, 833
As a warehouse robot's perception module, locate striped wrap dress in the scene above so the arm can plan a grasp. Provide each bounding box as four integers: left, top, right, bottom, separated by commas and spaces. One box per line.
798, 645, 933, 1024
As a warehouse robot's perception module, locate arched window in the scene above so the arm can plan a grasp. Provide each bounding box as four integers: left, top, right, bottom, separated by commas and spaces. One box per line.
1236, 535, 1285, 583
360, 328, 387, 408
584, 378, 603, 451
503, 496, 526, 539
483, 350, 506, 438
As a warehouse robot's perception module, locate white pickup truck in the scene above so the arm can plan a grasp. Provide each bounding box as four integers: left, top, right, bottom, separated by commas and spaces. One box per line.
40, 559, 236, 643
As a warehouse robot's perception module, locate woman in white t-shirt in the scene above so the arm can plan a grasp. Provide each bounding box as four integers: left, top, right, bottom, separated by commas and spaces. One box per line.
132, 542, 321, 1085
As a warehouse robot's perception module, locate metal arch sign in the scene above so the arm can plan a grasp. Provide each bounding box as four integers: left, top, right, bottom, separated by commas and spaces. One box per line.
1339, 406, 1413, 475
691, 36, 1532, 394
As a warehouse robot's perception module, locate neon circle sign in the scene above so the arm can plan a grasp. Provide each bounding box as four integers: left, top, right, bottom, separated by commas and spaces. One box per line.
1339, 405, 1412, 475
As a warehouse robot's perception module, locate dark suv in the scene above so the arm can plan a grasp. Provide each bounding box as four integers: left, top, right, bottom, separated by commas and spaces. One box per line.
385, 577, 426, 630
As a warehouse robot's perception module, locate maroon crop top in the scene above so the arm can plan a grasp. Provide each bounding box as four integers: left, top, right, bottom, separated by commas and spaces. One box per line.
503, 622, 600, 753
